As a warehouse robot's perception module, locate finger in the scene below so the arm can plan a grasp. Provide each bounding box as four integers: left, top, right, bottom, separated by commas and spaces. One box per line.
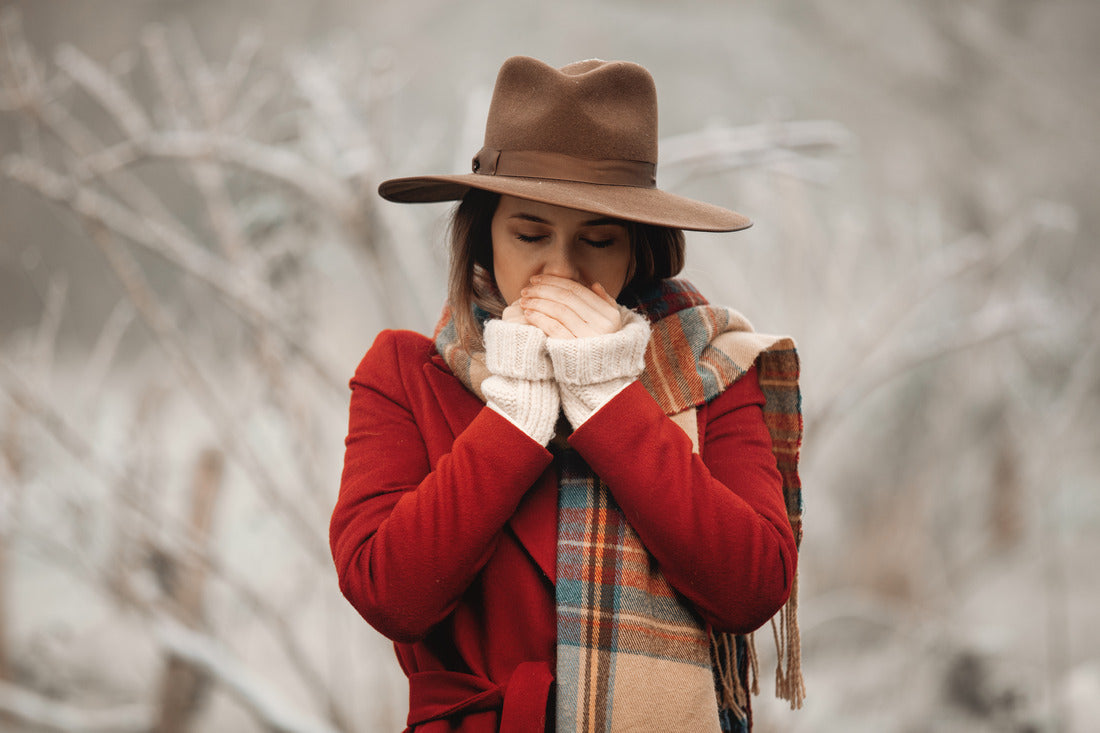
523, 307, 574, 339
501, 303, 529, 325
528, 275, 609, 314
519, 296, 587, 336
523, 280, 620, 335
523, 297, 619, 339
523, 295, 617, 337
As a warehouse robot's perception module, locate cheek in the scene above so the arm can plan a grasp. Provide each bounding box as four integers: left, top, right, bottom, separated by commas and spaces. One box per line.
595, 246, 633, 296
489, 232, 530, 305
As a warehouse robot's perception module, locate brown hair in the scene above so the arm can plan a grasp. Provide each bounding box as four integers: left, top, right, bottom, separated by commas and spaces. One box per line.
447, 189, 686, 349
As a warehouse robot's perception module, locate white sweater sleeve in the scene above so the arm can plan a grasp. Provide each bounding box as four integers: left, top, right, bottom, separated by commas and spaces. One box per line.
481, 319, 560, 446
546, 307, 651, 429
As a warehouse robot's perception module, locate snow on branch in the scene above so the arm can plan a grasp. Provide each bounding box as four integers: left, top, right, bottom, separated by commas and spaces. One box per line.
0, 680, 152, 732
660, 119, 857, 185
154, 617, 340, 733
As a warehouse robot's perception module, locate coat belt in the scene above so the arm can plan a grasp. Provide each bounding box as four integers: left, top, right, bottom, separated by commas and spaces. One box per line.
407, 661, 554, 732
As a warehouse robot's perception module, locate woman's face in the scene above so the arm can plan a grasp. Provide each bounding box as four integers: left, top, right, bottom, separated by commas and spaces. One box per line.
489, 195, 633, 305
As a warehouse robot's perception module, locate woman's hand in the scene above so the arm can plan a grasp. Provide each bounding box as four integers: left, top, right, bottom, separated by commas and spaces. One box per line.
501, 302, 530, 325
518, 274, 622, 338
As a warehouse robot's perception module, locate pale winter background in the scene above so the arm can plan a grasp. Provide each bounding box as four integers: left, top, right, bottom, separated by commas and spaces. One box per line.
0, 1, 1098, 731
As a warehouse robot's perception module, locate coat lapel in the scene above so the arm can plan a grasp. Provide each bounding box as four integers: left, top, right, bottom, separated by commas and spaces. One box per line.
422, 357, 557, 583
423, 357, 483, 438
507, 468, 557, 583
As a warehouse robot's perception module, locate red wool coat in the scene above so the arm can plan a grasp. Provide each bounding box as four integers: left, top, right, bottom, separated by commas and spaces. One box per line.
330, 329, 797, 732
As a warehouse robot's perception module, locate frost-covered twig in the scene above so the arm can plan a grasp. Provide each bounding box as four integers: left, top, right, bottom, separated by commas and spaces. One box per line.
1, 156, 344, 394
0, 354, 347, 728
208, 559, 354, 733
76, 131, 361, 225
30, 274, 67, 388
141, 24, 250, 261
803, 203, 1066, 449
807, 297, 1056, 443
0, 356, 200, 557
154, 617, 341, 733
78, 300, 135, 402
82, 220, 330, 565
0, 680, 152, 733
3, 156, 280, 318
54, 44, 150, 138
660, 120, 857, 186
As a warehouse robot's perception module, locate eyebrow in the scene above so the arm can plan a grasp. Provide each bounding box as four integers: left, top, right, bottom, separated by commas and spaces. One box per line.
508, 213, 627, 227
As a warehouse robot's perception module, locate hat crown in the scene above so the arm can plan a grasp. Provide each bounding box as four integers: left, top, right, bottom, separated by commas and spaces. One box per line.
482, 56, 658, 164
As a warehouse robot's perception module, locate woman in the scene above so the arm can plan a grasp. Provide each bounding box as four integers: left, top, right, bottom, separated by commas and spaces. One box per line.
331, 56, 804, 733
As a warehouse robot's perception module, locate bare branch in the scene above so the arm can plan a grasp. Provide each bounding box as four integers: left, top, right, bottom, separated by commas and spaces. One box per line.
55, 44, 150, 139
804, 202, 1062, 448
81, 219, 330, 565
0, 7, 44, 102
660, 120, 857, 186
1, 357, 347, 729
223, 72, 279, 135
218, 28, 263, 122
208, 559, 354, 733
0, 356, 205, 563
806, 297, 1057, 440
0, 681, 152, 733
3, 155, 280, 315
139, 24, 194, 128
154, 617, 341, 733
80, 131, 361, 222
78, 300, 136, 402
2, 156, 345, 394
170, 22, 217, 125
31, 274, 68, 386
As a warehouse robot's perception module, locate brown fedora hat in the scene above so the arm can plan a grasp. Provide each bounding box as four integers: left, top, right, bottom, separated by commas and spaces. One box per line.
377, 56, 751, 233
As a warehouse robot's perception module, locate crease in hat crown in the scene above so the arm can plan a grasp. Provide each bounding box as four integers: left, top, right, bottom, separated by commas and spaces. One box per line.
477, 56, 658, 171
376, 55, 751, 233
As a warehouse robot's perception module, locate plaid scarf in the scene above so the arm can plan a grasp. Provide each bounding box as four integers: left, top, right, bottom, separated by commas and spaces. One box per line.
435, 279, 803, 732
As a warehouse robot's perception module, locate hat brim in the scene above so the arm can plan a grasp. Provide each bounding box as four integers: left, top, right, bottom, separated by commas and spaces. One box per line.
377, 174, 751, 233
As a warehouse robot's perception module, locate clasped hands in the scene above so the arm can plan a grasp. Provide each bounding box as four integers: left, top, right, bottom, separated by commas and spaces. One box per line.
482, 275, 651, 446
502, 274, 622, 339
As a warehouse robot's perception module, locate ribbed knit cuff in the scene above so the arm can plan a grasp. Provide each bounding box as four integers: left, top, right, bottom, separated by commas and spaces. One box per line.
484, 376, 560, 446
485, 319, 554, 381
558, 380, 635, 430
547, 307, 651, 429
545, 307, 650, 386
483, 318, 558, 445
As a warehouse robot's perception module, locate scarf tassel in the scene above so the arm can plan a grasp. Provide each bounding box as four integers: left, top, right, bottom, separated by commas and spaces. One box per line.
711, 571, 804, 716
770, 572, 805, 709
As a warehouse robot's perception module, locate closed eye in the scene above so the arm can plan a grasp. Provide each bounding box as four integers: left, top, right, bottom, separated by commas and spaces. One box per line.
516, 233, 547, 243
582, 238, 615, 248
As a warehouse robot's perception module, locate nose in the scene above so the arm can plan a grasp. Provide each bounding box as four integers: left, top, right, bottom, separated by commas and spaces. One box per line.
542, 240, 581, 281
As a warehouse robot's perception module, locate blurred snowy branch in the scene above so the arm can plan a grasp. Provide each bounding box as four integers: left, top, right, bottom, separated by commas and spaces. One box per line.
1, 3, 1097, 733
154, 617, 341, 733
662, 119, 857, 186
0, 679, 152, 732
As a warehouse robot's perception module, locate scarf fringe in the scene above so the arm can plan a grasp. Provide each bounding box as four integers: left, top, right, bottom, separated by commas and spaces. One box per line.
770, 572, 805, 709
710, 630, 747, 719
711, 571, 804, 715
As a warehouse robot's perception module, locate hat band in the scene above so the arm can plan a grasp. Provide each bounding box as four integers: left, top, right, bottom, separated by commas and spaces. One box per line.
472, 147, 656, 188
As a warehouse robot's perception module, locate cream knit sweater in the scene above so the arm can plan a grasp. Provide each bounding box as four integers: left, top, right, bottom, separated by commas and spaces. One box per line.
482, 307, 651, 445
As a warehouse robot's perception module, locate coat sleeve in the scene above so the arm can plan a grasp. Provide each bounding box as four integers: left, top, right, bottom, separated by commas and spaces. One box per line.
567, 366, 796, 634
330, 330, 554, 643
